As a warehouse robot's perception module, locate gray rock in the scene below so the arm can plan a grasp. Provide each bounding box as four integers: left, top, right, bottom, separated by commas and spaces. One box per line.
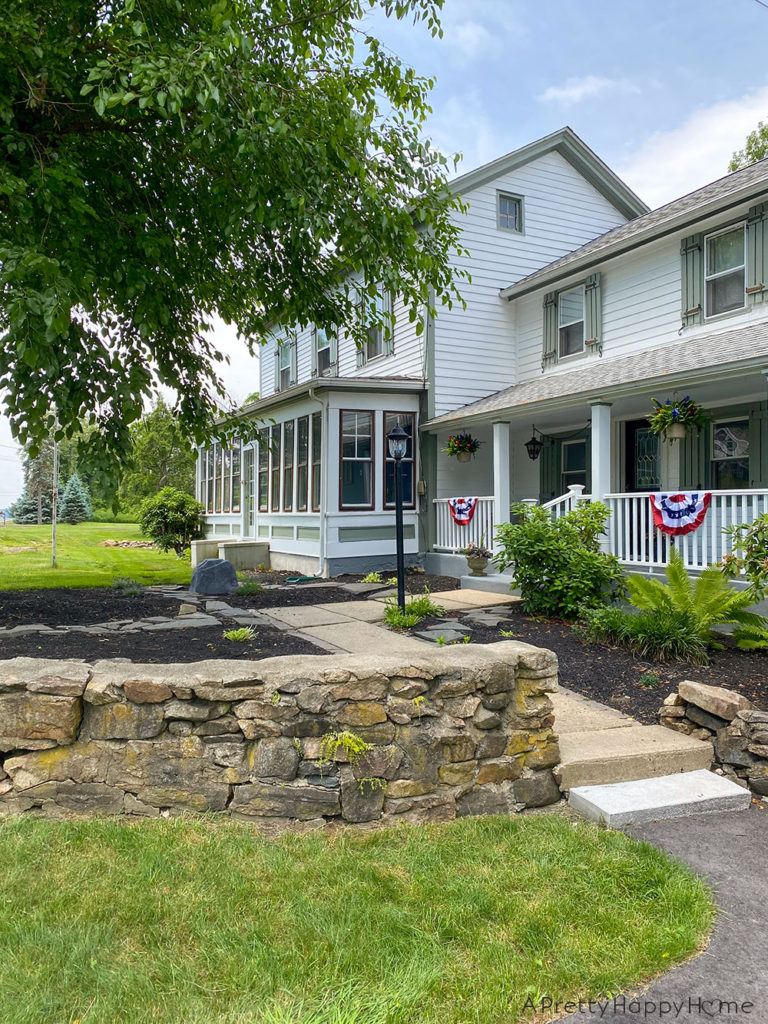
686, 704, 729, 733
340, 768, 385, 822
164, 699, 229, 722
190, 558, 238, 596
352, 744, 404, 781
456, 784, 511, 817
472, 705, 501, 730
249, 737, 300, 780
678, 680, 753, 721
81, 701, 164, 741
0, 692, 82, 745
52, 782, 125, 816
513, 770, 561, 808
230, 781, 340, 819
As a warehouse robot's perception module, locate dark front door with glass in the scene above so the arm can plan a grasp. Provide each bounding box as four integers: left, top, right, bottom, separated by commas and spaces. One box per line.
625, 420, 660, 492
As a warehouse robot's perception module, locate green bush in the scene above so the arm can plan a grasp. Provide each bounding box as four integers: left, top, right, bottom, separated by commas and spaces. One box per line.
732, 622, 768, 650
575, 604, 710, 665
385, 592, 445, 630
721, 512, 768, 598
494, 501, 625, 619
138, 487, 205, 557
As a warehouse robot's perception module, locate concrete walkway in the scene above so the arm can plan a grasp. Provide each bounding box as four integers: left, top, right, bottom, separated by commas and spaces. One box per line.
559, 803, 768, 1023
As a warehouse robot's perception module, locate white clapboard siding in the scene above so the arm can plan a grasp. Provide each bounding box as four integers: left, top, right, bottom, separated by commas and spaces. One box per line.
433, 150, 630, 416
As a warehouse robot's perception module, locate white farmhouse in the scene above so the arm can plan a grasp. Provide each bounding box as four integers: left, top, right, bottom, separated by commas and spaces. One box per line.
196, 127, 768, 578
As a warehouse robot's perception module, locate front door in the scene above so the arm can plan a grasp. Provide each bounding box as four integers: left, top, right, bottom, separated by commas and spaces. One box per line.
625, 420, 660, 492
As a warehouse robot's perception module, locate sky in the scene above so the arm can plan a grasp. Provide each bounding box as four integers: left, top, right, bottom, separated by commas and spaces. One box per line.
3, 0, 768, 506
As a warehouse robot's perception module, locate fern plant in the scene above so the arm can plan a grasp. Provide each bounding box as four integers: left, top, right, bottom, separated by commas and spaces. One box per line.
627, 549, 766, 648
733, 622, 768, 650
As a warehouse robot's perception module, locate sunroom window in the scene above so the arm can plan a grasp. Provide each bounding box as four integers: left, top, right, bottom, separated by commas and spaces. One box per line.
705, 226, 746, 317
558, 287, 585, 357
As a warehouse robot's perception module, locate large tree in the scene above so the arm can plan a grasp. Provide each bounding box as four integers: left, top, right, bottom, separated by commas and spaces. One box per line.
118, 398, 197, 510
1, 0, 465, 482
730, 121, 768, 170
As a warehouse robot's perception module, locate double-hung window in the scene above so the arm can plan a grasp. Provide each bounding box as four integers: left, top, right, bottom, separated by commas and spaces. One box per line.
296, 417, 309, 512
497, 192, 523, 233
384, 413, 415, 508
705, 225, 746, 317
277, 342, 292, 391
340, 411, 373, 508
358, 287, 393, 364
311, 412, 322, 512
314, 327, 334, 376
257, 431, 269, 512
270, 425, 281, 512
561, 440, 587, 491
282, 421, 294, 511
558, 287, 585, 357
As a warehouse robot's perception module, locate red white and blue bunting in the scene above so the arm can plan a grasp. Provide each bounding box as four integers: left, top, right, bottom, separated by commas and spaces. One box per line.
649, 492, 712, 536
447, 496, 478, 526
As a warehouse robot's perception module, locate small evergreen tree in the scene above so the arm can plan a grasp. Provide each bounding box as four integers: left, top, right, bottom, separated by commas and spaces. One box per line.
10, 489, 52, 524
58, 473, 92, 524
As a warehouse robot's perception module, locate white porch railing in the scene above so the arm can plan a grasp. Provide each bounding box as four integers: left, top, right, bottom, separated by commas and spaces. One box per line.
542, 484, 592, 519
604, 490, 768, 571
433, 496, 494, 553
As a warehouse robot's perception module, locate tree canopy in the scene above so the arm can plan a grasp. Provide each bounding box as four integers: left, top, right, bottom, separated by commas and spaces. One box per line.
119, 398, 197, 510
1, 0, 465, 481
730, 120, 768, 171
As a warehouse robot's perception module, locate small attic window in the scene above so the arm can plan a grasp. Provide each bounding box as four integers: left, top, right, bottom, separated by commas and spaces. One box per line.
497, 192, 523, 233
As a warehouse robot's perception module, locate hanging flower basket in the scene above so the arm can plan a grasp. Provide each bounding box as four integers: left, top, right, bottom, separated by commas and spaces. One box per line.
648, 395, 709, 441
443, 433, 482, 461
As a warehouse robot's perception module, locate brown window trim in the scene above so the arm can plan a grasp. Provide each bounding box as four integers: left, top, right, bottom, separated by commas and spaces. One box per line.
296, 415, 309, 512
339, 409, 375, 511
383, 411, 417, 510
311, 411, 322, 512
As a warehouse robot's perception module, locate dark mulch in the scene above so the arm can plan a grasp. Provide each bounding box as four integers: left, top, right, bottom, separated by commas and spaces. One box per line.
0, 619, 328, 664
413, 604, 768, 724
333, 571, 460, 593
0, 589, 180, 628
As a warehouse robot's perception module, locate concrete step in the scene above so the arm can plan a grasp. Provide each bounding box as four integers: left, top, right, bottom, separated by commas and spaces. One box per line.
459, 573, 519, 594
556, 725, 713, 791
569, 769, 751, 827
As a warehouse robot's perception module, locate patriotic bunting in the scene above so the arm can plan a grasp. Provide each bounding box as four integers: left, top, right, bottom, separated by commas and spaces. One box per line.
447, 497, 478, 526
649, 492, 712, 536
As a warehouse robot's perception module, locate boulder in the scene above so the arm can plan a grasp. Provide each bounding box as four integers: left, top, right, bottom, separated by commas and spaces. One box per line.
190, 558, 238, 596
513, 770, 561, 808
678, 680, 753, 722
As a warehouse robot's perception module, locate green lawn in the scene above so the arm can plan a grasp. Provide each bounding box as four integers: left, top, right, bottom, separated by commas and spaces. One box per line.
0, 521, 192, 590
0, 815, 714, 1024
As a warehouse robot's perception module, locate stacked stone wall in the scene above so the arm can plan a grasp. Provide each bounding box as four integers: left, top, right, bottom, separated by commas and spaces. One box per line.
0, 642, 561, 825
659, 679, 768, 796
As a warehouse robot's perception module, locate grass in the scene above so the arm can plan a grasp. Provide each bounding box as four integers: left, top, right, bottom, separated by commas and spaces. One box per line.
384, 592, 446, 630
223, 626, 256, 642
0, 815, 714, 1024
0, 521, 192, 590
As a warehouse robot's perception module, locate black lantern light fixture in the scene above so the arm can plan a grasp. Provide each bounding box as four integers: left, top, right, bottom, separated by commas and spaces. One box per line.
387, 422, 408, 612
525, 427, 544, 462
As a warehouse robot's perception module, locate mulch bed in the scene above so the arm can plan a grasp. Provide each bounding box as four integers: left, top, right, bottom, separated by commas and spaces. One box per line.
414, 604, 768, 724
0, 620, 328, 664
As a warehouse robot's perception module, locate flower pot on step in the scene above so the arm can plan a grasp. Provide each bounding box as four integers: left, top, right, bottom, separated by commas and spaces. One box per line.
466, 555, 489, 577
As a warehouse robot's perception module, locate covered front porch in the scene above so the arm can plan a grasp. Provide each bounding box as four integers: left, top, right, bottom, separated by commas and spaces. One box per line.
424, 364, 768, 576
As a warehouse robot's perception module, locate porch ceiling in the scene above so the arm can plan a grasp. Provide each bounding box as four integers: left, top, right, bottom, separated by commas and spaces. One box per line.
423, 322, 768, 433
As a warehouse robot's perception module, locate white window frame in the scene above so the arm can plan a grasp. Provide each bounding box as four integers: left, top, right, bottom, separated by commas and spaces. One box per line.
558, 286, 586, 359
496, 191, 524, 234
360, 287, 393, 364
704, 223, 746, 319
314, 326, 334, 376
561, 439, 587, 490
277, 342, 292, 392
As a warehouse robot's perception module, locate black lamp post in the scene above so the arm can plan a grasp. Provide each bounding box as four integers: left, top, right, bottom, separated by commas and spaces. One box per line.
387, 422, 408, 612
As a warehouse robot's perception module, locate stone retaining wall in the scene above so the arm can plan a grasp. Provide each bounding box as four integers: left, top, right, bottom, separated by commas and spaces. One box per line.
659, 680, 768, 796
0, 642, 561, 825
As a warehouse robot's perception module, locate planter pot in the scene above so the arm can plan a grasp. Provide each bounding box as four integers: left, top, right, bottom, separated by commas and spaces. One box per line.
456, 451, 471, 463
466, 555, 489, 577
665, 423, 686, 440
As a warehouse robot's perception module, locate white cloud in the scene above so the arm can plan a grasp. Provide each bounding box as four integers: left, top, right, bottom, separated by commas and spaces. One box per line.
442, 19, 498, 65
617, 85, 768, 208
539, 75, 640, 107
425, 91, 504, 172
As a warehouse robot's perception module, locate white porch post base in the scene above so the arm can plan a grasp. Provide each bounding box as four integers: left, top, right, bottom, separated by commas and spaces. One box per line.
492, 421, 511, 549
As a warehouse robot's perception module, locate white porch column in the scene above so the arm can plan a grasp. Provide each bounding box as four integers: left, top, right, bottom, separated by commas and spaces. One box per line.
590, 401, 612, 502
492, 421, 511, 541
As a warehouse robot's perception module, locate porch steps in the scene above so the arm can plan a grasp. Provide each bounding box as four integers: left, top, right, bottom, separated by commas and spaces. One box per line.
569, 770, 751, 827
459, 570, 517, 594
552, 690, 714, 792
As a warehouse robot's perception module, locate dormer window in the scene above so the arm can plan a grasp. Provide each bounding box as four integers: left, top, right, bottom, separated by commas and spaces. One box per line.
558, 286, 585, 357
497, 192, 523, 233
705, 225, 746, 317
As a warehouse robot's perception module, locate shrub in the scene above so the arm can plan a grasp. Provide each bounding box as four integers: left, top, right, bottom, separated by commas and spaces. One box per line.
732, 622, 768, 650
111, 576, 143, 597
575, 605, 710, 665
361, 571, 382, 583
223, 627, 255, 642
721, 512, 768, 598
384, 591, 445, 630
626, 549, 765, 647
138, 487, 205, 556
233, 580, 264, 596
494, 501, 625, 619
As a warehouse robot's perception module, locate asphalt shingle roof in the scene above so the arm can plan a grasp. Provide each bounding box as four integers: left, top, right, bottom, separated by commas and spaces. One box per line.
424, 322, 768, 429
501, 158, 768, 298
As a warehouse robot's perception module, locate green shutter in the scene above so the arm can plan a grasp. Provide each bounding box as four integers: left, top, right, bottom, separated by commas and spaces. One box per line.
384, 292, 394, 357
680, 234, 704, 326
539, 439, 558, 501
680, 429, 708, 490
290, 337, 297, 385
584, 272, 602, 355
541, 292, 558, 371
746, 203, 768, 305
749, 400, 768, 487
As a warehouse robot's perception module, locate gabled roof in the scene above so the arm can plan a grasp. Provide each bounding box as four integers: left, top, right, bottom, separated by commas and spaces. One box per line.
447, 127, 649, 221
500, 157, 768, 301
422, 322, 768, 430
